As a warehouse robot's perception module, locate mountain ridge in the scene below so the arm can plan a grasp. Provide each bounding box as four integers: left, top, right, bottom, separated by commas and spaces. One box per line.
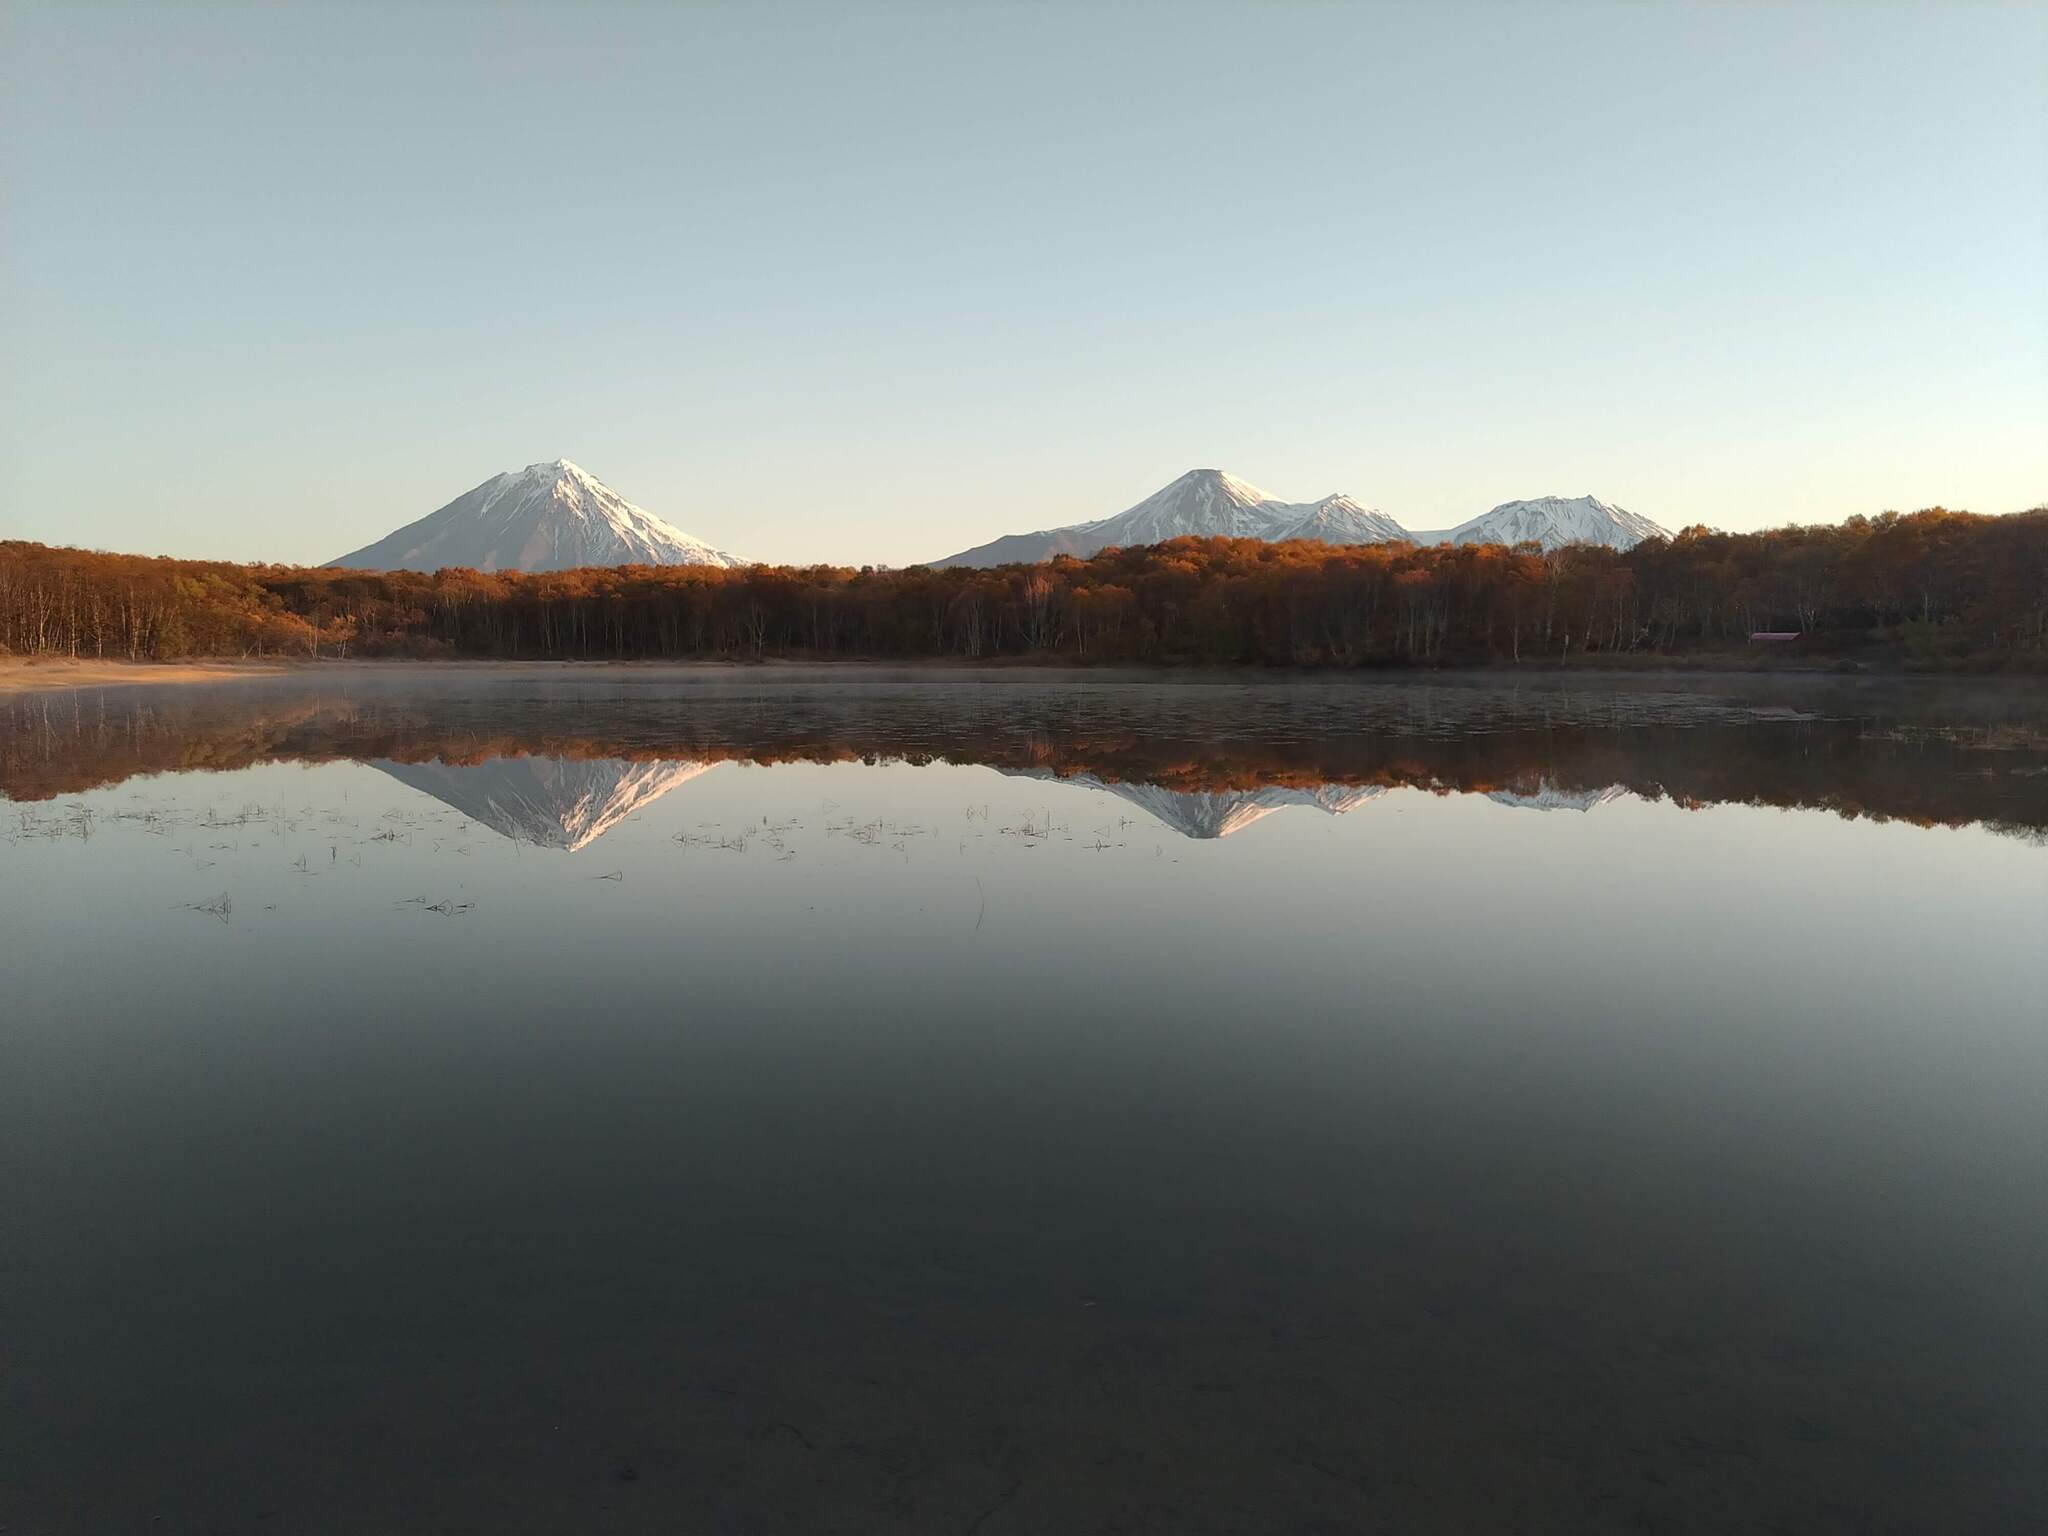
931, 469, 1408, 568
930, 472, 1666, 566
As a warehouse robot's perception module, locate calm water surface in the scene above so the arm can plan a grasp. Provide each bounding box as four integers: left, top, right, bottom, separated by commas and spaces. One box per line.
3, 669, 2044, 1533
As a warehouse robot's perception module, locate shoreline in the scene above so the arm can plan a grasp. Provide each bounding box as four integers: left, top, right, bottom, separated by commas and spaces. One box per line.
1, 653, 2031, 698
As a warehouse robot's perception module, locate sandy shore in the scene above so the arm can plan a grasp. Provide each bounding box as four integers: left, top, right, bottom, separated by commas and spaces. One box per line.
0, 657, 818, 696
0, 657, 1028, 697
0, 658, 307, 696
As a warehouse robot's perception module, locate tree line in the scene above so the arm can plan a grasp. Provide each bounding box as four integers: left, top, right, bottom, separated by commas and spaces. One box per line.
3, 506, 2044, 669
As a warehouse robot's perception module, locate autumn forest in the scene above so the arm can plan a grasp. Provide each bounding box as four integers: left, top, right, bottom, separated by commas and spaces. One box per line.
3, 507, 2044, 670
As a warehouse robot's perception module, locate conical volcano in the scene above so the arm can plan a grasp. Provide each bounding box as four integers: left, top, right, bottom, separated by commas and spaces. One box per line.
328, 460, 743, 573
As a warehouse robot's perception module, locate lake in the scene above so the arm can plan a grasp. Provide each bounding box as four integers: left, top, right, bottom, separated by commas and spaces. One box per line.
3, 667, 2044, 1533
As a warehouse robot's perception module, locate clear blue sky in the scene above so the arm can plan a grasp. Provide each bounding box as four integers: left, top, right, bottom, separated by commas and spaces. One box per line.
2, 1, 2042, 567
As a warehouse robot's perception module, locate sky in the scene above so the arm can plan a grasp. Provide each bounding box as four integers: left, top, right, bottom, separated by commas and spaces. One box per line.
1, 1, 2043, 568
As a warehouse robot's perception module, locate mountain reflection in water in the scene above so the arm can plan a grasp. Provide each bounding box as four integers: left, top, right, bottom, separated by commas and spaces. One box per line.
3, 669, 2043, 849
370, 758, 1382, 847
371, 756, 723, 851
1002, 771, 1388, 839
4, 668, 2045, 1535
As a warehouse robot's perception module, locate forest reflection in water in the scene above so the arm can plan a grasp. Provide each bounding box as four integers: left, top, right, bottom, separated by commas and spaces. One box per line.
2, 669, 2045, 1536
4, 666, 2046, 846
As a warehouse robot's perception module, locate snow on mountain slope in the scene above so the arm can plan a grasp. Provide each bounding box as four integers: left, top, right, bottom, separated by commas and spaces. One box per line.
930, 469, 1404, 568
328, 460, 744, 573
1423, 496, 1668, 552
372, 756, 721, 850
1267, 494, 1410, 545
928, 474, 1669, 566
1082, 469, 1286, 546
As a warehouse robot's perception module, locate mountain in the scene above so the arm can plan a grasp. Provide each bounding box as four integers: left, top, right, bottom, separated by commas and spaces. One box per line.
372, 755, 720, 849
929, 473, 1667, 567
328, 460, 744, 573
1415, 495, 1668, 552
1267, 494, 1411, 546
930, 469, 1404, 568
1005, 767, 1384, 839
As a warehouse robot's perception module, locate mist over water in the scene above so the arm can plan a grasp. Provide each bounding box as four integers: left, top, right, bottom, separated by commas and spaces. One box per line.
4, 670, 2044, 1533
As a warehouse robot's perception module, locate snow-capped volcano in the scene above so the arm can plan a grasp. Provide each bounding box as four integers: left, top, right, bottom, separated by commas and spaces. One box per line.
930, 469, 1404, 568
1420, 496, 1667, 552
328, 460, 744, 573
1089, 469, 1288, 546
372, 755, 721, 850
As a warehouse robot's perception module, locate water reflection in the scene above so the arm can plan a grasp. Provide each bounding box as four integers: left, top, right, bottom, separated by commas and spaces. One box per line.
372, 756, 722, 851
1485, 780, 1632, 812
1004, 770, 1387, 838
4, 671, 2043, 847
4, 670, 2045, 1534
